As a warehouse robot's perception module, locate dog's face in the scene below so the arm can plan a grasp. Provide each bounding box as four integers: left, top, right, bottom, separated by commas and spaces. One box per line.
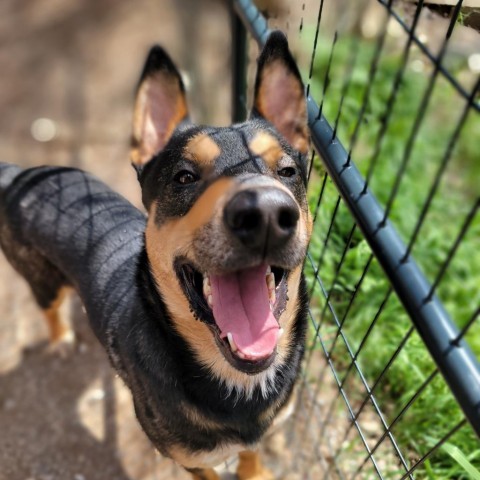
131, 32, 312, 390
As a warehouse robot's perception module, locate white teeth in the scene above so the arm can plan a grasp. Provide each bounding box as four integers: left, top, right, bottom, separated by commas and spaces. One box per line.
269, 289, 276, 305
227, 332, 238, 352
278, 328, 284, 340
203, 276, 211, 293
236, 351, 246, 360
202, 275, 213, 309
266, 265, 272, 274
266, 272, 275, 290
266, 271, 276, 306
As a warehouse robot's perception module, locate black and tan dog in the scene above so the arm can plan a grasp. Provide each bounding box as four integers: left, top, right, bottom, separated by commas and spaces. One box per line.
0, 31, 311, 479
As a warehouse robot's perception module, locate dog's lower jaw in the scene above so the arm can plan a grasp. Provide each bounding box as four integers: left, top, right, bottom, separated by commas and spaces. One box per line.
208, 354, 282, 401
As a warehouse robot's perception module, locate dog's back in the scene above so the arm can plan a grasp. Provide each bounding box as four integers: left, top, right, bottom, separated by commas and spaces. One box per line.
0, 164, 146, 345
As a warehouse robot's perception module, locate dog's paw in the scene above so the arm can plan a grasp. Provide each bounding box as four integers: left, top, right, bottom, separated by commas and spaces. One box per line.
236, 468, 274, 480
236, 451, 274, 480
46, 329, 76, 357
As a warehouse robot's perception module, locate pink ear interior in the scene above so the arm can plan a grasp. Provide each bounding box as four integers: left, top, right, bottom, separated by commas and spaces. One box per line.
132, 71, 187, 167
255, 60, 308, 154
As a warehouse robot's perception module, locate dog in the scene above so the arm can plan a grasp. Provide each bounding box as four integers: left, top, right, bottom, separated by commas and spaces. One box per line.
0, 30, 311, 479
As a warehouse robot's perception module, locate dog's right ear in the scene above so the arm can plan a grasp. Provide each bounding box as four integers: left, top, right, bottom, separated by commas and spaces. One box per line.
131, 46, 189, 172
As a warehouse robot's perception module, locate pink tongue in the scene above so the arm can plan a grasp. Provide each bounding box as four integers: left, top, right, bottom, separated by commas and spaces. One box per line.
210, 265, 279, 360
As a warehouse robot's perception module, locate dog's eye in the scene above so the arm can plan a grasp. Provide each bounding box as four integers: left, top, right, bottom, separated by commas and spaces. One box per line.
174, 170, 199, 185
277, 167, 296, 178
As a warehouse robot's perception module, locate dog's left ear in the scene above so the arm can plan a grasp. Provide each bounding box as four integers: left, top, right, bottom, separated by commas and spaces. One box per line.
252, 31, 309, 155
131, 45, 189, 171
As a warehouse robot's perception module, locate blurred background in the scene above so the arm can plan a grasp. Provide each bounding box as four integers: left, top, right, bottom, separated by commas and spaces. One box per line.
0, 0, 479, 479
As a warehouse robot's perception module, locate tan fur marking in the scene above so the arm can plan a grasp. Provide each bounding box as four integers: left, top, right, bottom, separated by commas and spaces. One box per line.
249, 132, 284, 169
43, 286, 71, 343
145, 178, 235, 379
131, 71, 188, 166
168, 442, 245, 469
191, 468, 221, 480
305, 205, 313, 237
184, 134, 221, 167
276, 264, 303, 357
237, 451, 273, 480
180, 401, 223, 431
181, 177, 233, 233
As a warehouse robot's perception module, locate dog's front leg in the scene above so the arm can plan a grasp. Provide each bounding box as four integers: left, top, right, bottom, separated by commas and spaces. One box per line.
237, 451, 273, 480
186, 467, 220, 480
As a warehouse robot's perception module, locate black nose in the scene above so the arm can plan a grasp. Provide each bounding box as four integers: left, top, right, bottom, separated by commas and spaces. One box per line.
224, 188, 299, 250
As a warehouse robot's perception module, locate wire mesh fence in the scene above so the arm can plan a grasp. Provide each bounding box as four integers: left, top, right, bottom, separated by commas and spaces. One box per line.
231, 0, 480, 478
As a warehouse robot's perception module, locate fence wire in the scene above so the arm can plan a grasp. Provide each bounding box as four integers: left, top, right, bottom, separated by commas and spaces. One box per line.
232, 1, 479, 478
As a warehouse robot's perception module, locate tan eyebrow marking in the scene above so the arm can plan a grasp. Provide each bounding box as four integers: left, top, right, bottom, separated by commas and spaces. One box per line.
184, 133, 221, 166
249, 132, 284, 168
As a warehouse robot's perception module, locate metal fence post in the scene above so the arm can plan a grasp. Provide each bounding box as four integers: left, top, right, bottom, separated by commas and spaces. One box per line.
230, 2, 248, 123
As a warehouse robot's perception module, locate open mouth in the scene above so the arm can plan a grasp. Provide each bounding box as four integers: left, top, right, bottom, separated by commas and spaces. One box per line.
175, 259, 288, 374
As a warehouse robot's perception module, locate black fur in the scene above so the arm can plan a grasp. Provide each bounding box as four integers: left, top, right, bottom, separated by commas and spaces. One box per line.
0, 30, 310, 472
0, 164, 307, 453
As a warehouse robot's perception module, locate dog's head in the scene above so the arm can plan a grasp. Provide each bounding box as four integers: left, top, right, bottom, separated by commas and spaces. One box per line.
131, 31, 312, 388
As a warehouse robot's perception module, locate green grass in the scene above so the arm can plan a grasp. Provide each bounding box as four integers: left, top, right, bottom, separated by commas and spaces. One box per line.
302, 31, 480, 479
